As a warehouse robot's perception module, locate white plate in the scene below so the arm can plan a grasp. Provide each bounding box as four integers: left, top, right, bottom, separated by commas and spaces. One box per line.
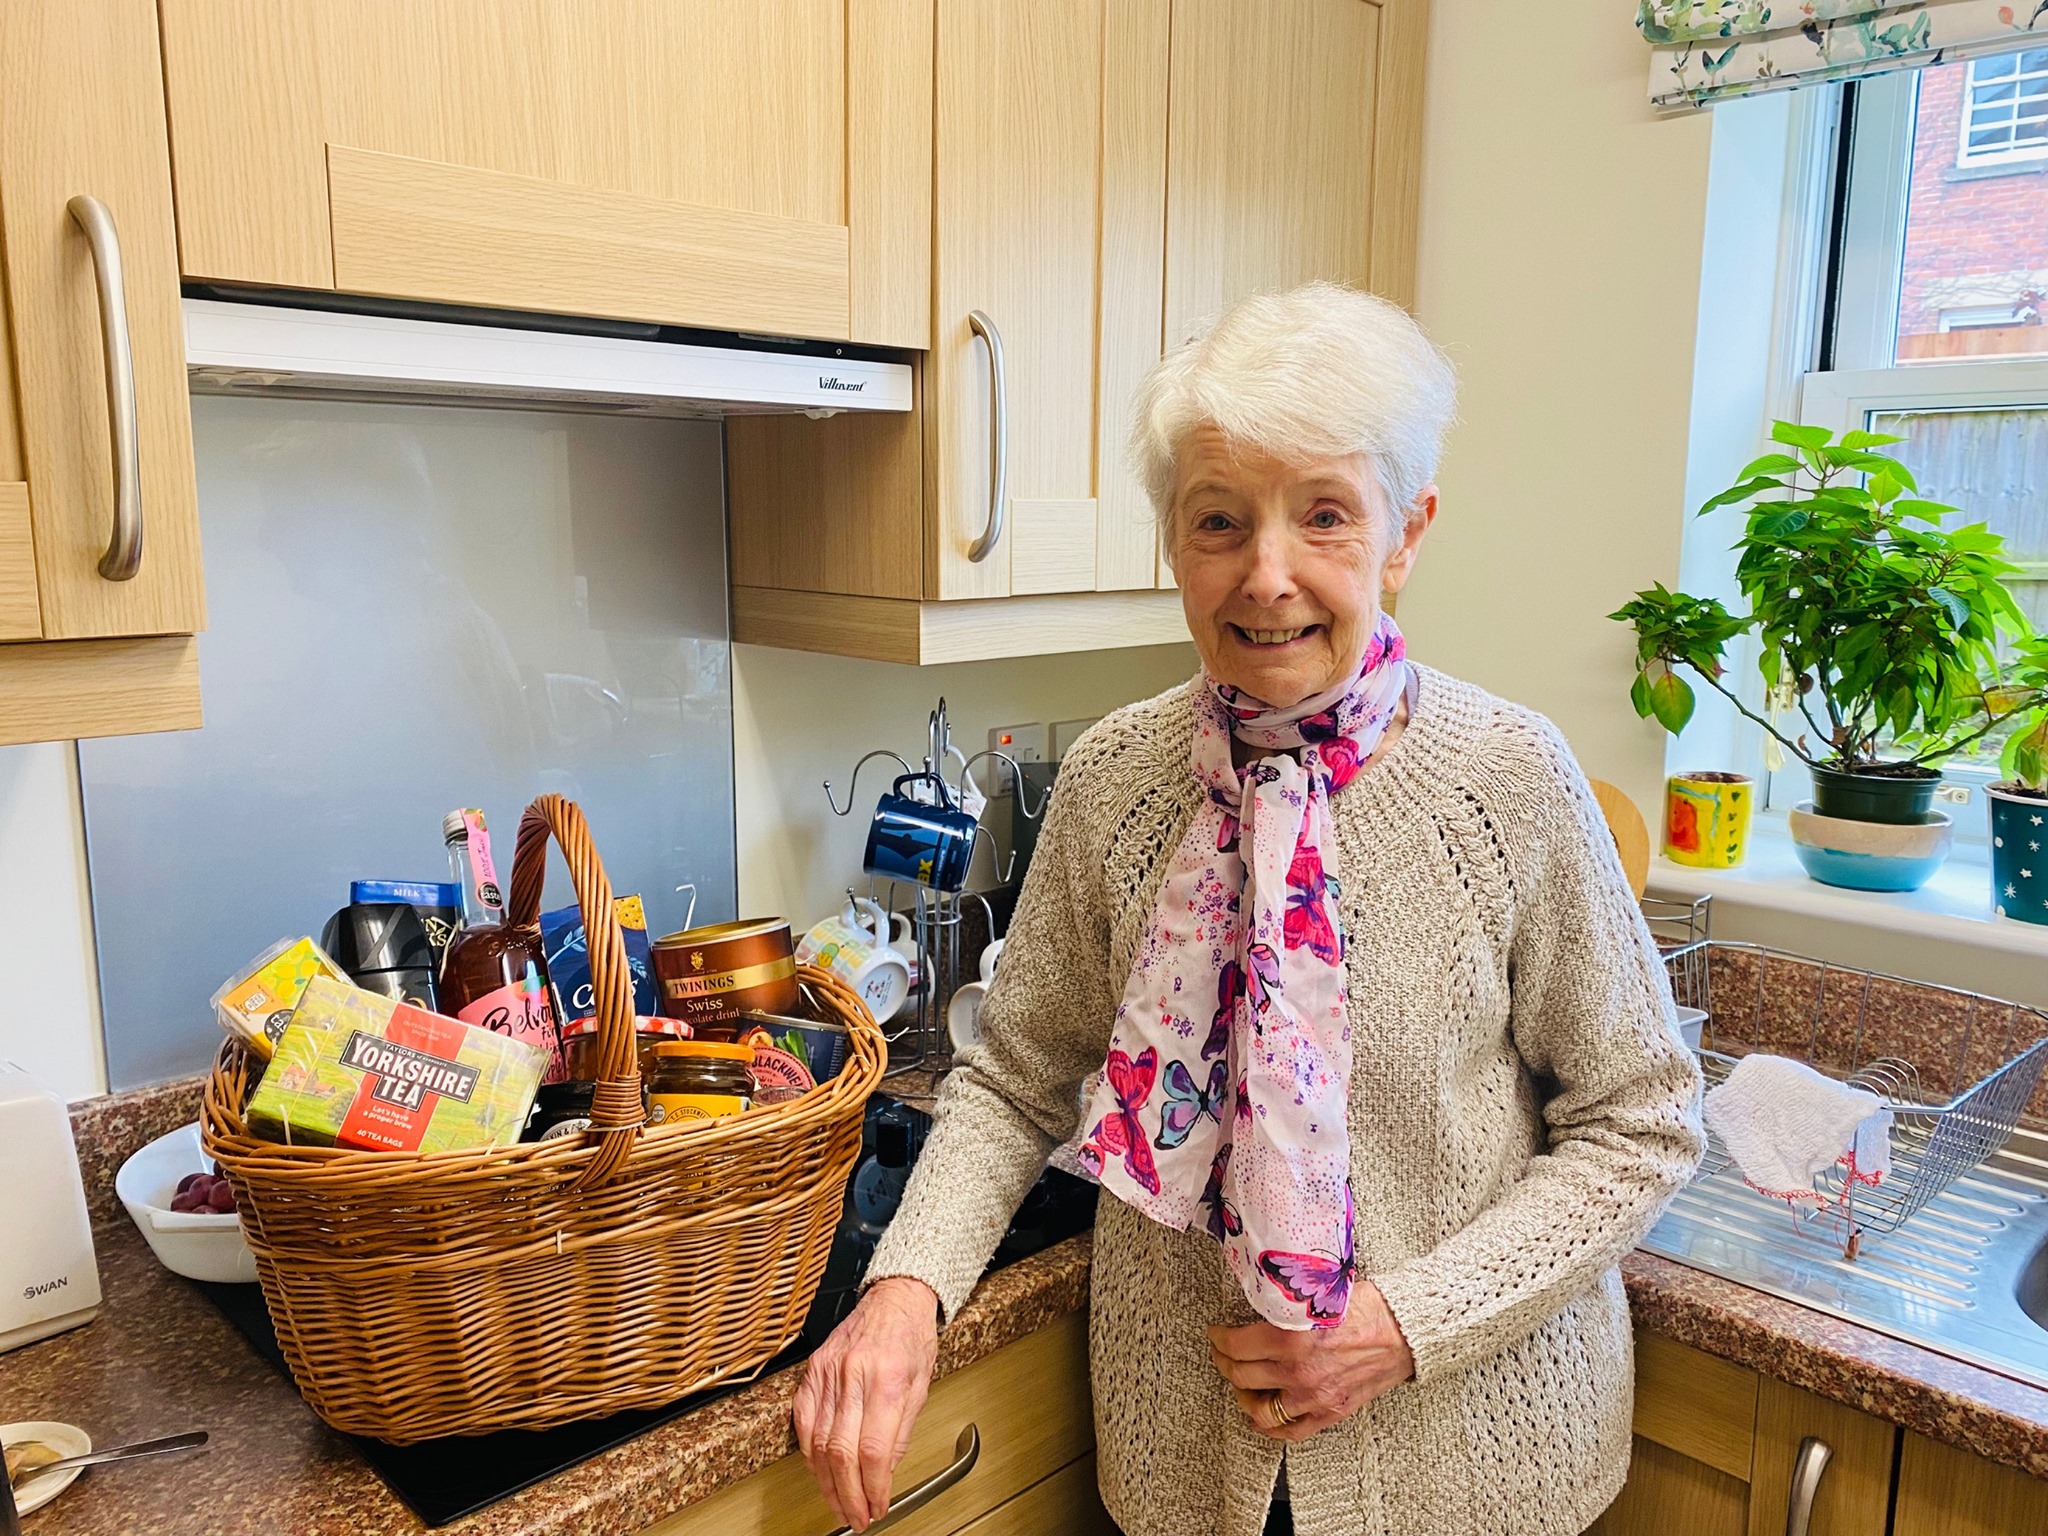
4, 1419, 90, 1515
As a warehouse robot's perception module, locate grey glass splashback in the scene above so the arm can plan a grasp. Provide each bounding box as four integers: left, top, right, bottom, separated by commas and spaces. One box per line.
80, 396, 736, 1089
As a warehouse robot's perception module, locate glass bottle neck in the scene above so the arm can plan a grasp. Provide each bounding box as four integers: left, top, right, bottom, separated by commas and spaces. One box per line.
447, 833, 504, 926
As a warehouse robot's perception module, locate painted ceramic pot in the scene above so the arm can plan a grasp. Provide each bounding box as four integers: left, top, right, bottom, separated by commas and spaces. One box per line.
1988, 785, 2048, 926
1663, 772, 1753, 869
1788, 802, 1953, 892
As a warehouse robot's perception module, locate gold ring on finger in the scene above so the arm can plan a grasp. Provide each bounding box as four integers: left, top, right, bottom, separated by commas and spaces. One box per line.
1267, 1392, 1297, 1428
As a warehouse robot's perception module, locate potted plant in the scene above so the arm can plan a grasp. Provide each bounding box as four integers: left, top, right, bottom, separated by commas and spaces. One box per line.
1987, 638, 2048, 924
1612, 421, 2043, 891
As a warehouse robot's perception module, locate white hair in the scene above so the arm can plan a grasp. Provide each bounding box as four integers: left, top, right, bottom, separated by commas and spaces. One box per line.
1131, 281, 1457, 549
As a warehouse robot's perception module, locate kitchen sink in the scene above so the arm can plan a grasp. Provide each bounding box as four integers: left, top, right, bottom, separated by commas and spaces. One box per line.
1641, 1124, 2048, 1389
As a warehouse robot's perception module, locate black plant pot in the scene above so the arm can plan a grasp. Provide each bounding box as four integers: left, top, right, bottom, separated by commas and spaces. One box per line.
1809, 764, 1940, 825
1988, 784, 2048, 926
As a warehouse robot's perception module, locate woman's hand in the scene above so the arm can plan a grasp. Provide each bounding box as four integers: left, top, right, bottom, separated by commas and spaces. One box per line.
1207, 1280, 1415, 1442
793, 1276, 942, 1531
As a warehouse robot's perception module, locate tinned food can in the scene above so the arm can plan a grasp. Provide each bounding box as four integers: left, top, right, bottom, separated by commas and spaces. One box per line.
651, 918, 799, 1033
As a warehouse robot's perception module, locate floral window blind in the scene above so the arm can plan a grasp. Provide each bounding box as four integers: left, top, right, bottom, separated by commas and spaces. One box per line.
1640, 2, 2048, 108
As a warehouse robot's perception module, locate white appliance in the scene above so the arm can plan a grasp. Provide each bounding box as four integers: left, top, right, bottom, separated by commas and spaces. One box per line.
0, 1064, 101, 1353
182, 298, 914, 417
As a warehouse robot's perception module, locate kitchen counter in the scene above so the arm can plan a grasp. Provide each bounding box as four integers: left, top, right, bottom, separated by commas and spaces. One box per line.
1, 1215, 1091, 1536
11, 1073, 2045, 1535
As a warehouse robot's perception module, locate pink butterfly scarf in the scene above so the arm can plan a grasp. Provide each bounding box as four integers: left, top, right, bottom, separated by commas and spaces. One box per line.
1074, 614, 1407, 1328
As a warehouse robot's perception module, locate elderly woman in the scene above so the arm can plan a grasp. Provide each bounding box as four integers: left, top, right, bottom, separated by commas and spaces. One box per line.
793, 283, 1705, 1536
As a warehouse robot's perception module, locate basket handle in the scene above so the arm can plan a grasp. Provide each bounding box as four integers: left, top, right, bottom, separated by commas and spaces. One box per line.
507, 794, 641, 1188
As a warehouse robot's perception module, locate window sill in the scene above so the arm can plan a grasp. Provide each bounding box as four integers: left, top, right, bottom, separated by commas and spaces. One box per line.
1646, 813, 2048, 960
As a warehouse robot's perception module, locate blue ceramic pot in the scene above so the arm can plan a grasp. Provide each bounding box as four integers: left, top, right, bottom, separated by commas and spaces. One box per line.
1788, 802, 1953, 892
1988, 785, 2048, 925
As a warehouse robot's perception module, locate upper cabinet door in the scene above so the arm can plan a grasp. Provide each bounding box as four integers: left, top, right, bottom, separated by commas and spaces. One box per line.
1163, 0, 1410, 347
0, 0, 204, 641
929, 0, 1168, 601
158, 0, 933, 348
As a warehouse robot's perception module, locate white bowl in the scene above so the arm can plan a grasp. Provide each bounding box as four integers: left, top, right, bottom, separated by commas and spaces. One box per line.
4, 1419, 90, 1516
115, 1123, 258, 1284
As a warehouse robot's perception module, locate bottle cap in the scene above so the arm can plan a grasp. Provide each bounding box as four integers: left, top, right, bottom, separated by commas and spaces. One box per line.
443, 808, 485, 844
652, 1040, 754, 1062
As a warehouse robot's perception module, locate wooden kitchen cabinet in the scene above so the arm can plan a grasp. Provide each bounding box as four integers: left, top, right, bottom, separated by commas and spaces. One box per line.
642, 1311, 1102, 1536
1892, 1430, 2048, 1536
157, 0, 932, 348
728, 0, 1428, 664
0, 0, 204, 745
1592, 1333, 1898, 1536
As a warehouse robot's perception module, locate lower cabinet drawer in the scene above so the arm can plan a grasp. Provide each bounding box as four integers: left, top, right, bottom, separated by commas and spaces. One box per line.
954, 1452, 1112, 1536
646, 1310, 1094, 1536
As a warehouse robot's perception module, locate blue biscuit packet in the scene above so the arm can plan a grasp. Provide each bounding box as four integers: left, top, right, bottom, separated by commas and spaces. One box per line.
540, 895, 658, 1019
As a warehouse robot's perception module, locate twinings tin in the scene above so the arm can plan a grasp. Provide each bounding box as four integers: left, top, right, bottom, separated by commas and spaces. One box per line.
651, 917, 799, 1030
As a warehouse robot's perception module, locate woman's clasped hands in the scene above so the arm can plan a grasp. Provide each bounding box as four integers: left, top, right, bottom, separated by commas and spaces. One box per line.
1208, 1278, 1416, 1442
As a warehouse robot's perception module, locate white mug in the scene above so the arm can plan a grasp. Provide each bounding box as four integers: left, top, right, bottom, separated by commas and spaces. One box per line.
947, 980, 988, 1055
978, 938, 1004, 984
798, 901, 911, 1024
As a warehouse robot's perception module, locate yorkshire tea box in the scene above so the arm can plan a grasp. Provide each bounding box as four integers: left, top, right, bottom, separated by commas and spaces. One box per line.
246, 976, 546, 1153
212, 937, 351, 1061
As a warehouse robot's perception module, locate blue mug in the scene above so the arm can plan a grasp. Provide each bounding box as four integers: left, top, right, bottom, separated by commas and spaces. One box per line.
864, 775, 977, 891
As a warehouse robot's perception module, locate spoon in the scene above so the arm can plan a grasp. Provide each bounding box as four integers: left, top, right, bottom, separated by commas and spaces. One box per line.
10, 1431, 208, 1488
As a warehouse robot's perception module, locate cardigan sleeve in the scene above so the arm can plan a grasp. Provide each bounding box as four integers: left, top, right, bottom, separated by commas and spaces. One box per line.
864, 741, 1124, 1323
1370, 723, 1705, 1384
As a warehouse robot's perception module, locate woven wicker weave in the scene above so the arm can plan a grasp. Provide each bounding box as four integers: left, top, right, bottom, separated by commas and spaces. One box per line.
202, 794, 883, 1443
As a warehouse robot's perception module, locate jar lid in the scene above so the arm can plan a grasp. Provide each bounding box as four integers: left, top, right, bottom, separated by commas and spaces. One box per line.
652, 1040, 754, 1062
636, 1017, 687, 1037
561, 1016, 600, 1038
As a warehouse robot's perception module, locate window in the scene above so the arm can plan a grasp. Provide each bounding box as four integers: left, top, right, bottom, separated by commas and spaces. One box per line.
1957, 48, 2048, 169
1685, 51, 2048, 841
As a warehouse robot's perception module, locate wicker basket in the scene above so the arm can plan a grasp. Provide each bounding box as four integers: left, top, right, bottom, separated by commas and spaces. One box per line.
202, 794, 884, 1443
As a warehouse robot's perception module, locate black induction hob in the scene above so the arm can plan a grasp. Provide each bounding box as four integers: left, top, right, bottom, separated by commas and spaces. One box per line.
199, 1095, 1096, 1527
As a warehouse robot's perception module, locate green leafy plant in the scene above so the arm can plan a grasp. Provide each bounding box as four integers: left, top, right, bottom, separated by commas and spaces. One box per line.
1994, 636, 2048, 796
1612, 421, 2048, 776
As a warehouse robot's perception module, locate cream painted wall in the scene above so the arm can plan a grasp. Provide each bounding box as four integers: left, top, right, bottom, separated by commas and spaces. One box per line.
1400, 0, 1716, 819
729, 641, 1198, 929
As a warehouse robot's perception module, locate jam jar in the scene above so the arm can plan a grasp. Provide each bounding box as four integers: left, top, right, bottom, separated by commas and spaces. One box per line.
561, 1016, 692, 1082
646, 1040, 753, 1124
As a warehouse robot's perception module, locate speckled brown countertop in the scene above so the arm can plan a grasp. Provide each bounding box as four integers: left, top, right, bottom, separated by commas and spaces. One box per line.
1, 1211, 1091, 1536
13, 1064, 2046, 1534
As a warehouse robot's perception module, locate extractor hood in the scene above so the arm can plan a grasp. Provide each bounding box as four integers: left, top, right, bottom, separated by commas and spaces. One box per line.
182, 297, 912, 417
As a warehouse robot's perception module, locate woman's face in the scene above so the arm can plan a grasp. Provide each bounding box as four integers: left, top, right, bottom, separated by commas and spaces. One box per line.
1169, 424, 1435, 708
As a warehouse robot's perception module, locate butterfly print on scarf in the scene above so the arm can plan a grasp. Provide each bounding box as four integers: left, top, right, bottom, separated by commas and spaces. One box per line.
1200, 1144, 1243, 1242
1156, 1057, 1228, 1150
1257, 1185, 1356, 1326
1205, 961, 1243, 1059
1244, 942, 1281, 1016
1317, 733, 1365, 791
1080, 1047, 1161, 1195
1283, 844, 1341, 964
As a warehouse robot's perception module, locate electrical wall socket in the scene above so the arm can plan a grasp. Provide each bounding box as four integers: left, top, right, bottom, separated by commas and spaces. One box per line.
987, 723, 1046, 766
1050, 717, 1100, 760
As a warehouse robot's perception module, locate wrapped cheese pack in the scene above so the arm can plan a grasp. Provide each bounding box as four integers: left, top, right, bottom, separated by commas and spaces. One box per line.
246, 975, 546, 1153
212, 936, 351, 1060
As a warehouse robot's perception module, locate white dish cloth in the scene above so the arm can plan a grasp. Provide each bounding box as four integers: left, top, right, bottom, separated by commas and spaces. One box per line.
1702, 1053, 1893, 1203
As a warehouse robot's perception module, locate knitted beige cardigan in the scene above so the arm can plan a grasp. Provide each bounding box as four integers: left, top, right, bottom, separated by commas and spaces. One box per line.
867, 665, 1706, 1536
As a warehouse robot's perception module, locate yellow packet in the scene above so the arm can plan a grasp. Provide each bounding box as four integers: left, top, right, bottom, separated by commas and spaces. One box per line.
212, 936, 350, 1060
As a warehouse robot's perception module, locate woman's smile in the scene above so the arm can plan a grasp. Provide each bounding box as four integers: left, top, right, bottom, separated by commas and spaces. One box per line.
1229, 623, 1323, 649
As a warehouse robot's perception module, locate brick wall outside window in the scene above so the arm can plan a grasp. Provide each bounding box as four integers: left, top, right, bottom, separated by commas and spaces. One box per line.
1896, 58, 2048, 362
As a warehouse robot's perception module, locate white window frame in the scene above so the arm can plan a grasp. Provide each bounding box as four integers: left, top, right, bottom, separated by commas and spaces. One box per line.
1956, 49, 2048, 169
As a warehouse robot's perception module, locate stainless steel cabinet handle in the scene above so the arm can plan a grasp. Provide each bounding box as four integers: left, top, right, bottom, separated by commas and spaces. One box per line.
965, 310, 1006, 563
66, 193, 143, 581
1784, 1434, 1833, 1536
826, 1423, 979, 1536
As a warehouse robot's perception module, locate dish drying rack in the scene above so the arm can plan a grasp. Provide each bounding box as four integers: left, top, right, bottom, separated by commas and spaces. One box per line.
1664, 939, 2048, 1247
824, 697, 1047, 1074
